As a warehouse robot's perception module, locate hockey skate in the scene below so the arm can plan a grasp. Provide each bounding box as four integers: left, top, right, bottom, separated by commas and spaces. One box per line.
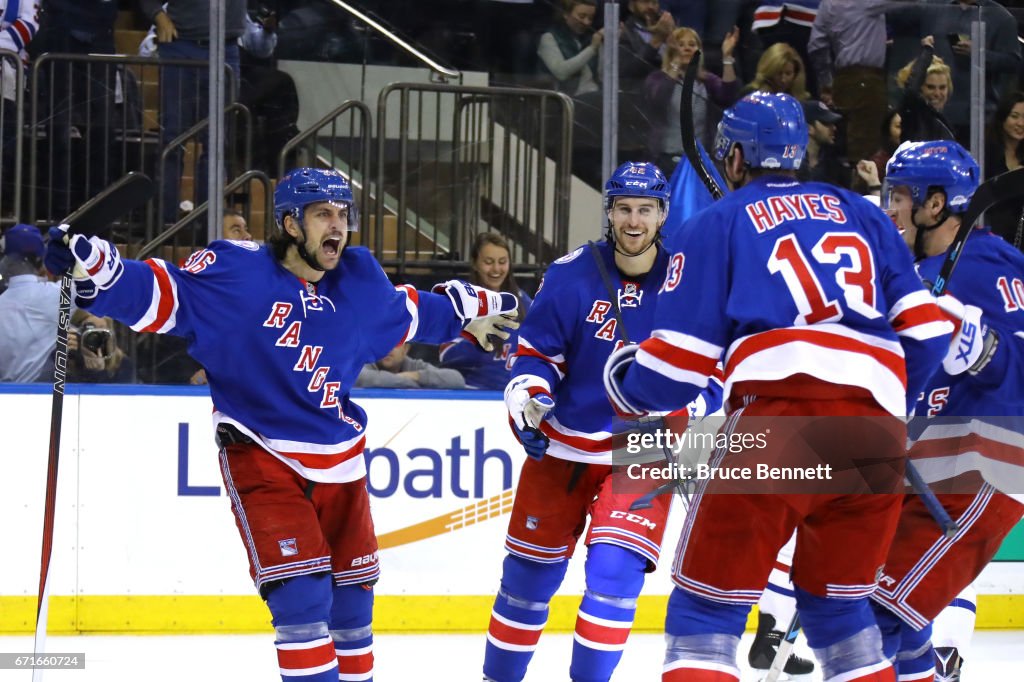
933, 646, 963, 681
748, 613, 815, 679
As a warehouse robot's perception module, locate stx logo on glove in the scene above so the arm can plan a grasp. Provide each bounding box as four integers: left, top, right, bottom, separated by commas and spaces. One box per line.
954, 321, 977, 364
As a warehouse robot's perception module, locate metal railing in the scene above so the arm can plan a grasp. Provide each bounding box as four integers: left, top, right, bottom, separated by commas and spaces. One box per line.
277, 99, 372, 221
375, 82, 573, 280
27, 53, 240, 235
155, 101, 251, 240
136, 170, 273, 260
325, 0, 461, 82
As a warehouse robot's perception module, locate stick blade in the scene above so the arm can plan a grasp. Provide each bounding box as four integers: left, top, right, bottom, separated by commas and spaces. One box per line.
62, 172, 155, 237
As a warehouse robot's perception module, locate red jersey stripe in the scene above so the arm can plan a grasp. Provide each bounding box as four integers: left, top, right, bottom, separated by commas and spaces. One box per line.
278, 436, 366, 469
140, 260, 176, 333
641, 336, 719, 375
726, 329, 906, 386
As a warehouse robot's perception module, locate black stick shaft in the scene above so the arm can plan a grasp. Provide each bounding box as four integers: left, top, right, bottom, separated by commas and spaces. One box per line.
680, 51, 725, 200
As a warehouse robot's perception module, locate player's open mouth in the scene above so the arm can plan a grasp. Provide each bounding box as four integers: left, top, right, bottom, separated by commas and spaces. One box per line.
323, 237, 342, 255
624, 230, 644, 238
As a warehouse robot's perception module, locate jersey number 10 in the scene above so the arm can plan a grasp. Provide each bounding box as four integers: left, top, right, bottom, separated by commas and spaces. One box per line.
769, 233, 881, 325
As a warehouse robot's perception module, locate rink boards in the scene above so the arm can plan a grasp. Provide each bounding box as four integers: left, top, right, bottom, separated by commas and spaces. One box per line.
1, 385, 1022, 634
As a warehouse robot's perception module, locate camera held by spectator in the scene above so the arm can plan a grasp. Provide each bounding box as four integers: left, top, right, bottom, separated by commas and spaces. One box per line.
68, 312, 134, 382
77, 321, 113, 359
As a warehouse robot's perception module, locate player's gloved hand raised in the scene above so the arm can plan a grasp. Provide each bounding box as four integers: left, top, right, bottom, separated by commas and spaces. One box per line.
603, 344, 648, 418
504, 376, 555, 460
44, 225, 123, 290
935, 294, 998, 375
433, 279, 521, 352
432, 279, 519, 320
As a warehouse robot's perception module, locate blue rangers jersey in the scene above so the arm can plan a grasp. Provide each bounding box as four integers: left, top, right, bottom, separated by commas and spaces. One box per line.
911, 229, 1024, 498
616, 176, 952, 417
511, 240, 723, 464
78, 241, 463, 483
439, 292, 533, 390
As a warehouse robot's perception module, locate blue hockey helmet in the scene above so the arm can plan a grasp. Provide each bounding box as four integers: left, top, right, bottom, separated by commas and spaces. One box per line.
274, 168, 359, 231
883, 140, 979, 214
714, 92, 807, 170
603, 161, 671, 213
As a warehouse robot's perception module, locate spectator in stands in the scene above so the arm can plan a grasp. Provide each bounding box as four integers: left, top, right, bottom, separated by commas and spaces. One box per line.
0, 225, 59, 383
742, 42, 811, 100
798, 99, 849, 186
751, 0, 821, 95
139, 0, 246, 223
536, 0, 603, 97
439, 233, 532, 390
807, 0, 890, 164
854, 107, 902, 193
141, 5, 295, 181
895, 46, 957, 143
223, 208, 253, 240
237, 6, 300, 178
68, 311, 135, 383
356, 342, 466, 389
30, 0, 119, 220
918, 0, 1021, 142
621, 0, 676, 87
0, 1, 38, 216
644, 25, 740, 170
984, 91, 1024, 242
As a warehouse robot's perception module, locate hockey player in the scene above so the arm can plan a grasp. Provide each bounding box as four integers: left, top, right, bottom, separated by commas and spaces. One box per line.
482, 161, 723, 682
869, 140, 1024, 682
604, 92, 953, 681
43, 168, 519, 682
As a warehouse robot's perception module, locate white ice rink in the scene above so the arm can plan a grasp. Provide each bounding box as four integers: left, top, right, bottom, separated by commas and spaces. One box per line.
2, 631, 1022, 681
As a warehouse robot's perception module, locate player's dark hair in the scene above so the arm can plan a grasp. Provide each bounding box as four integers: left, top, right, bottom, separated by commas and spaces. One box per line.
268, 220, 293, 261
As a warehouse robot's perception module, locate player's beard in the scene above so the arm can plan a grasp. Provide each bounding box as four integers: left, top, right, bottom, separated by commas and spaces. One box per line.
614, 226, 657, 257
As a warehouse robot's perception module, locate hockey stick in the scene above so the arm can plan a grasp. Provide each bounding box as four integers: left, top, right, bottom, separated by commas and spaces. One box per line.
680, 51, 725, 201
585, 245, 688, 511
762, 613, 801, 682
34, 172, 155, 678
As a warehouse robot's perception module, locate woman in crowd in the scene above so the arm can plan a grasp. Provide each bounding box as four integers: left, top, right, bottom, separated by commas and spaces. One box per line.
895, 44, 956, 143
536, 0, 603, 96
855, 107, 902, 193
742, 42, 811, 100
984, 91, 1024, 243
644, 25, 740, 172
439, 233, 532, 389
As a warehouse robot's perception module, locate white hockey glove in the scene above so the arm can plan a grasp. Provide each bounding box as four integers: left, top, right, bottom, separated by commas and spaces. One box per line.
45, 225, 124, 290
504, 375, 555, 460
935, 294, 999, 376
603, 343, 648, 418
462, 314, 521, 352
432, 279, 519, 321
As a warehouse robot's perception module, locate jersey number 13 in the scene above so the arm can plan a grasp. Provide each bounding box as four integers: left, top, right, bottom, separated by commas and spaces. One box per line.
769, 233, 881, 325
